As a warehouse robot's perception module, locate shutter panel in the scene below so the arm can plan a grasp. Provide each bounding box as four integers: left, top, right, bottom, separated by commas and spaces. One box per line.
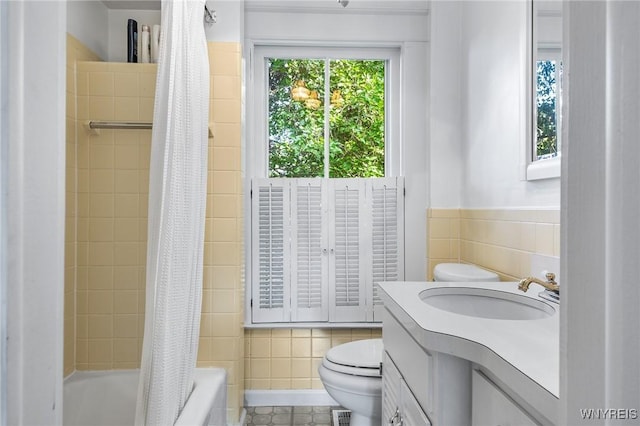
329, 179, 367, 322
368, 177, 404, 321
250, 177, 404, 325
290, 179, 328, 322
251, 179, 291, 323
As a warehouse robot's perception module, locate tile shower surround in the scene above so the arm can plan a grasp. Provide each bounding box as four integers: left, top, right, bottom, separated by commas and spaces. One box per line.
65, 34, 102, 377
65, 37, 244, 422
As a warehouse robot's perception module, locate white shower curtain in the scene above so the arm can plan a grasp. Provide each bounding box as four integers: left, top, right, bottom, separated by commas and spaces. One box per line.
135, 0, 209, 424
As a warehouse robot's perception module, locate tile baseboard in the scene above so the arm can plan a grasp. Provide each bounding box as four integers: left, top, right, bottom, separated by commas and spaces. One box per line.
244, 389, 338, 407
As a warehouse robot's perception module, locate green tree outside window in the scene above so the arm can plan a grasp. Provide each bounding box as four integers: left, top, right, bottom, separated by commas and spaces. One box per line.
268, 58, 386, 178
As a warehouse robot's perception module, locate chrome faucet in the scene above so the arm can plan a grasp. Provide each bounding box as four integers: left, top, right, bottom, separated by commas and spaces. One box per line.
518, 272, 559, 293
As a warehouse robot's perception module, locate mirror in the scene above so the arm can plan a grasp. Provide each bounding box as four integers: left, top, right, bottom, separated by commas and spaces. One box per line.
529, 0, 562, 175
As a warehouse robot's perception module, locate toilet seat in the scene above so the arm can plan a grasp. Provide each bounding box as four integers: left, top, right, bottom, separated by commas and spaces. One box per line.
322, 339, 383, 378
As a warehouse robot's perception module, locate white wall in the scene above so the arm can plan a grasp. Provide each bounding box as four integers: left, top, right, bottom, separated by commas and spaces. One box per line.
561, 2, 640, 423
440, 1, 560, 208
108, 9, 161, 62
244, 1, 428, 42
0, 2, 6, 419
429, 1, 462, 208
107, 3, 242, 61
204, 0, 244, 43
5, 1, 66, 424
86, 2, 242, 63
67, 1, 109, 60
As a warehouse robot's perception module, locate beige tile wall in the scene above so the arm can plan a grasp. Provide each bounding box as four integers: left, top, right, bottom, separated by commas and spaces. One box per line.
66, 41, 244, 422
198, 42, 244, 424
427, 209, 461, 280
244, 328, 382, 390
65, 34, 102, 377
75, 60, 156, 371
427, 208, 560, 281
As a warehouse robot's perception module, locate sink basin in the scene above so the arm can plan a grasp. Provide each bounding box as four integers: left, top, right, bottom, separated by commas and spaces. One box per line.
419, 287, 556, 320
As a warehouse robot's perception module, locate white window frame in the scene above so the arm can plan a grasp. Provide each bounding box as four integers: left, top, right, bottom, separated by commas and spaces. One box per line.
245, 44, 404, 327
525, 1, 562, 181
248, 44, 401, 179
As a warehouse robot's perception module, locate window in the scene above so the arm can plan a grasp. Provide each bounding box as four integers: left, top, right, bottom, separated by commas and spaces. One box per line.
250, 45, 400, 178
535, 49, 562, 161
249, 46, 403, 325
268, 58, 386, 178
527, 1, 562, 180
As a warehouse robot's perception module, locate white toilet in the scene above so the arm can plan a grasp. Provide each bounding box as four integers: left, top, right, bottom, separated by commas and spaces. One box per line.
433, 262, 499, 282
318, 263, 497, 426
318, 338, 383, 426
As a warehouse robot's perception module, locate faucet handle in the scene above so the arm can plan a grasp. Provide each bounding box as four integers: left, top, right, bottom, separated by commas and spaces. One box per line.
545, 272, 556, 283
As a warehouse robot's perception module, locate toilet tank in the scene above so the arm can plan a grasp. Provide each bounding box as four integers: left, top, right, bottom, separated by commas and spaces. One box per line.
433, 263, 499, 282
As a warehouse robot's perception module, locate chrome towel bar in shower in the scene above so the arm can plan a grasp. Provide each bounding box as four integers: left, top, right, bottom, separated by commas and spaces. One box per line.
85, 121, 214, 138
88, 121, 152, 130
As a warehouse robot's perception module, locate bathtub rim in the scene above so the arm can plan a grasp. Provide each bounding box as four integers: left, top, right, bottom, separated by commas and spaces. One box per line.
63, 368, 227, 426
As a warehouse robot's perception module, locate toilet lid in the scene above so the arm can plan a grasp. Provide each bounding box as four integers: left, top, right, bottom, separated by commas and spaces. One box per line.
433, 263, 499, 282
325, 338, 383, 369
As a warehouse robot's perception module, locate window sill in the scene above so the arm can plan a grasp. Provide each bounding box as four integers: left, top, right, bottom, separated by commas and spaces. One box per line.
526, 156, 561, 181
244, 322, 382, 329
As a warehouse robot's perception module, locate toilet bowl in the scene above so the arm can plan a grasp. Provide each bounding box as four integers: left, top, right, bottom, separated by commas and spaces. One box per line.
318, 338, 383, 426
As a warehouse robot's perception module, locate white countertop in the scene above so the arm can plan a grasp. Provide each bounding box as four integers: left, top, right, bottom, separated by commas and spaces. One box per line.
379, 281, 559, 421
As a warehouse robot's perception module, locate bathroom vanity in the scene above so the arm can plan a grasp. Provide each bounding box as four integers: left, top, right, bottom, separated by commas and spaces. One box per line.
379, 281, 559, 425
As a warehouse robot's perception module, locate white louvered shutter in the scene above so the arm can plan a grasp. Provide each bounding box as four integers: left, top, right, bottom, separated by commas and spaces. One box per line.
290, 179, 328, 322
251, 179, 291, 322
329, 179, 367, 322
368, 177, 404, 321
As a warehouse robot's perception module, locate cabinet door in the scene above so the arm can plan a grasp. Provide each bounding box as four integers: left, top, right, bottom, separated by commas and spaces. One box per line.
400, 380, 431, 426
383, 352, 431, 426
382, 352, 402, 425
472, 370, 540, 426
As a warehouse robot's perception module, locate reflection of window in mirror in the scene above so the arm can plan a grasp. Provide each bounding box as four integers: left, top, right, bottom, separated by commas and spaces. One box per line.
528, 0, 562, 180
536, 47, 561, 160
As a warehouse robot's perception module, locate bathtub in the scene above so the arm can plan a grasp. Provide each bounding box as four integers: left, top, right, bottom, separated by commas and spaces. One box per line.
63, 369, 227, 426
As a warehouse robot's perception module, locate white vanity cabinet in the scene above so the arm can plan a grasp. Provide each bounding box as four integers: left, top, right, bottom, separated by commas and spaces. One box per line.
382, 352, 431, 426
382, 310, 471, 425
379, 281, 559, 426
472, 369, 540, 426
